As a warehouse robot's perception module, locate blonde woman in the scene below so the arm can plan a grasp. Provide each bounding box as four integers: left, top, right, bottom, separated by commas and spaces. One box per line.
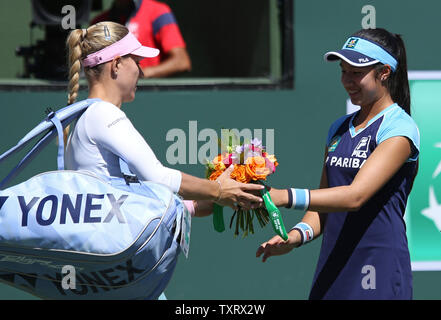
62, 22, 263, 300
64, 22, 263, 217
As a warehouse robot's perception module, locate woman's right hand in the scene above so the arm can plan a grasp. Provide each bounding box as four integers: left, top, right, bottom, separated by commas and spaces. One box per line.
215, 165, 264, 210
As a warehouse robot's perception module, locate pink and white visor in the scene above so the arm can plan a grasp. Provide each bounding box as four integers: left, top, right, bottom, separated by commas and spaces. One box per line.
82, 32, 160, 68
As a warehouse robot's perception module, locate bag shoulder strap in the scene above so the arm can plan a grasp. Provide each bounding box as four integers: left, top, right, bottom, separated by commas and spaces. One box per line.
0, 98, 101, 189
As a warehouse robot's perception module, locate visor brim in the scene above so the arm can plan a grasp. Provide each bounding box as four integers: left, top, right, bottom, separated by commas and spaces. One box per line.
132, 46, 160, 58
324, 50, 380, 68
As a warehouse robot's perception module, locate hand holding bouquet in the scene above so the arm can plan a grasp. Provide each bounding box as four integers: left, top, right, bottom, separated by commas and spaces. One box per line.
205, 136, 288, 239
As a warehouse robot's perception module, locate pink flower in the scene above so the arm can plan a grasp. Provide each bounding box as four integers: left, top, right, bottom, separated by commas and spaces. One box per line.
265, 157, 276, 173
222, 153, 233, 166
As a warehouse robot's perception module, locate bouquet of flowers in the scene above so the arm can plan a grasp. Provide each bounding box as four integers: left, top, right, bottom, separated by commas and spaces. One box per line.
205, 134, 288, 239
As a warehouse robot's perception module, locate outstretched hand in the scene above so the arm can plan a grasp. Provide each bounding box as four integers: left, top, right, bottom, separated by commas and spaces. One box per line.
256, 231, 300, 262
216, 165, 264, 210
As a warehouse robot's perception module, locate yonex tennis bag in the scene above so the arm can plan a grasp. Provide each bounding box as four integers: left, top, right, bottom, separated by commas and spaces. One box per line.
0, 99, 190, 299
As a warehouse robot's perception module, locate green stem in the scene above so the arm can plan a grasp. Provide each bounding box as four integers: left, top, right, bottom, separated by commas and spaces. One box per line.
250, 210, 255, 234
213, 203, 225, 232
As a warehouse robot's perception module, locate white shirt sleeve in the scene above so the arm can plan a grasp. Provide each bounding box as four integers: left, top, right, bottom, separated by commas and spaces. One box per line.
85, 102, 182, 193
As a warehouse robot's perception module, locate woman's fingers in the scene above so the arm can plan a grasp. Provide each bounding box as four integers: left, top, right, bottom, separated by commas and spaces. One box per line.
256, 242, 273, 263
256, 235, 295, 262
217, 164, 235, 180
215, 165, 271, 209
239, 189, 264, 203
236, 181, 264, 203
240, 182, 266, 191
256, 242, 267, 258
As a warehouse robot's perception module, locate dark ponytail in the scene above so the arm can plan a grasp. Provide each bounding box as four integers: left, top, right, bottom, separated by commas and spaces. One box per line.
352, 29, 411, 115
352, 29, 417, 184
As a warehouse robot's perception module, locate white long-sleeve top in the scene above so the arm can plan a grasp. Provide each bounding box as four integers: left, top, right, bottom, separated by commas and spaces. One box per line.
65, 101, 182, 193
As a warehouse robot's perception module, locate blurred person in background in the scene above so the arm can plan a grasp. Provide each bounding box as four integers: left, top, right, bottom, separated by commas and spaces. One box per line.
91, 0, 191, 78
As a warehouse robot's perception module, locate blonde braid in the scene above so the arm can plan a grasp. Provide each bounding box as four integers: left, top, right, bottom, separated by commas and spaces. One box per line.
64, 29, 84, 146
67, 29, 84, 105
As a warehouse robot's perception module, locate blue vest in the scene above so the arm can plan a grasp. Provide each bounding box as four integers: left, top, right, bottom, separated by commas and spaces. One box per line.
310, 104, 419, 300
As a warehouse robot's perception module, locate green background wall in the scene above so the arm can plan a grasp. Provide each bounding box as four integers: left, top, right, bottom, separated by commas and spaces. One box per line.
0, 0, 441, 299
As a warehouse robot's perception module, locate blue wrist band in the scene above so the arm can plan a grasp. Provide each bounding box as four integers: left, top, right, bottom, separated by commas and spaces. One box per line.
292, 222, 314, 245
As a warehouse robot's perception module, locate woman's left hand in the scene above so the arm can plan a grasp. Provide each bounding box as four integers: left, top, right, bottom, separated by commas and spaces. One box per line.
256, 229, 301, 262
215, 165, 264, 210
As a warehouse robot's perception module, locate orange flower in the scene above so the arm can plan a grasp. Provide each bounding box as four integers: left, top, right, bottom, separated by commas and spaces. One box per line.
230, 165, 250, 183
212, 154, 223, 165
245, 156, 271, 180
214, 161, 226, 172
208, 154, 227, 181
209, 169, 223, 181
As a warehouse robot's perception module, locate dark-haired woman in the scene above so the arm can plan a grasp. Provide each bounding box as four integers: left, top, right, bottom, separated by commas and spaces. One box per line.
256, 28, 419, 300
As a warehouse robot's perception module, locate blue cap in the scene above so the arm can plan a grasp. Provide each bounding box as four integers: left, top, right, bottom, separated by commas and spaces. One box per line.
324, 37, 398, 72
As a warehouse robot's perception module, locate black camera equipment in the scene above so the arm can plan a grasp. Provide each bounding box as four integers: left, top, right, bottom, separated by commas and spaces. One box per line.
16, 0, 97, 80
